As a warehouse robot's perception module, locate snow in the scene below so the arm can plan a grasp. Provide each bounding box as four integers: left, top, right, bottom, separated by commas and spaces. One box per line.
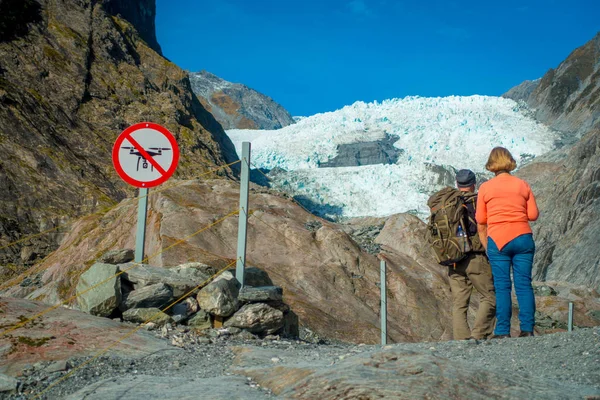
227, 95, 558, 220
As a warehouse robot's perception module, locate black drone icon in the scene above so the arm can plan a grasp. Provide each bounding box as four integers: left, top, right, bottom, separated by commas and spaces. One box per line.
121, 146, 171, 171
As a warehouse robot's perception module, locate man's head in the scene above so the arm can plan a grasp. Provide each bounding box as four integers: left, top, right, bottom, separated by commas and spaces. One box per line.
456, 169, 476, 192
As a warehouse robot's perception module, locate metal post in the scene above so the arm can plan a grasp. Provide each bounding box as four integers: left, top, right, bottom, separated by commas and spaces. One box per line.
568, 302, 574, 332
134, 188, 149, 263
380, 259, 387, 346
236, 142, 251, 287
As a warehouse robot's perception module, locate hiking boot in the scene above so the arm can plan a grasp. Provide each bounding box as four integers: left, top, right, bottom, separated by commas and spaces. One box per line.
518, 331, 534, 337
491, 334, 511, 339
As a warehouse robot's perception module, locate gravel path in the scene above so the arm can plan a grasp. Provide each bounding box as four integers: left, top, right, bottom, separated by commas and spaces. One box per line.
6, 327, 599, 399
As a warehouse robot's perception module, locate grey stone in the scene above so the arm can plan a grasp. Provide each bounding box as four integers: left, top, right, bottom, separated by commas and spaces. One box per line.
120, 283, 174, 312
196, 275, 240, 317
226, 327, 241, 335
186, 310, 211, 331
45, 360, 68, 373
65, 374, 268, 400
169, 263, 215, 283
0, 373, 17, 393
122, 264, 204, 298
99, 249, 134, 265
238, 286, 283, 303
319, 133, 402, 168
237, 330, 258, 341
534, 285, 558, 297
76, 263, 121, 317
122, 308, 172, 326
224, 303, 284, 335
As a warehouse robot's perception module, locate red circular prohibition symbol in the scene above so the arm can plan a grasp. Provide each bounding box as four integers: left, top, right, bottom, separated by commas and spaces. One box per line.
112, 122, 180, 188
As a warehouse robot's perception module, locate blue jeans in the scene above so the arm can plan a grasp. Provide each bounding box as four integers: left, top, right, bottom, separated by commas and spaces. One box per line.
487, 234, 536, 335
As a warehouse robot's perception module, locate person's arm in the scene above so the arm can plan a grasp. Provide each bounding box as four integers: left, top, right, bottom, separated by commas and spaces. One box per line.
526, 184, 539, 221
478, 223, 488, 251
475, 188, 488, 251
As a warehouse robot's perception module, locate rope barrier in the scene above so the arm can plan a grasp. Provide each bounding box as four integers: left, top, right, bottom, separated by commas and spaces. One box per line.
0, 160, 241, 291
32, 258, 238, 400
0, 209, 240, 337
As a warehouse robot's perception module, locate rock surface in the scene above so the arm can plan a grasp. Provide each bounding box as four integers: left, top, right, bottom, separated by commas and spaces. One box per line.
98, 249, 134, 265
22, 179, 456, 343
238, 286, 283, 303
224, 303, 284, 334
189, 70, 295, 130
0, 0, 237, 269
76, 263, 121, 317
65, 374, 269, 400
196, 275, 240, 317
120, 282, 173, 311
0, 297, 176, 376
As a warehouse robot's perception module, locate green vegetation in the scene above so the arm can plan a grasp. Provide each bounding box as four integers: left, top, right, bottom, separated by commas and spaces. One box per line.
17, 336, 53, 347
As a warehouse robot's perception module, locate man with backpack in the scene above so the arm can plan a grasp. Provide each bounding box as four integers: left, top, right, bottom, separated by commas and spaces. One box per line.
427, 169, 496, 340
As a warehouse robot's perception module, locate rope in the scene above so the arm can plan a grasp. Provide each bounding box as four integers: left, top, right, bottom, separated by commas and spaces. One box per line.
32, 259, 237, 400
0, 209, 240, 337
0, 160, 241, 291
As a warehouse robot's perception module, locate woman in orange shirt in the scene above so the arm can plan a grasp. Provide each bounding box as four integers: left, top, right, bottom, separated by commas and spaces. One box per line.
476, 147, 539, 338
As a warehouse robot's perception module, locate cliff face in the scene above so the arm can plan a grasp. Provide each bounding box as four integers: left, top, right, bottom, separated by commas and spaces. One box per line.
0, 0, 237, 269
189, 71, 295, 130
514, 33, 600, 291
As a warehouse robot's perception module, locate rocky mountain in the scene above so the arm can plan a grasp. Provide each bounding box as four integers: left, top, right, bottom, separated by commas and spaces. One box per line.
504, 32, 600, 139
0, 0, 237, 270
502, 79, 540, 102
189, 70, 295, 130
514, 33, 600, 291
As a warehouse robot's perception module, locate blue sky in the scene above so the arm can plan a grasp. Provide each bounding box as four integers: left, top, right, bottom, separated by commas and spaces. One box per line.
156, 0, 599, 117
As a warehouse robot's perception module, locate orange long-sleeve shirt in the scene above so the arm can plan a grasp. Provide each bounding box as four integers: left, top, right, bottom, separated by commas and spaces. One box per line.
475, 173, 539, 251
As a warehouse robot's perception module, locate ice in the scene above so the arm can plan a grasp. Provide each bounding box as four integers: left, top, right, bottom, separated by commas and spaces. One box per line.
226, 95, 558, 220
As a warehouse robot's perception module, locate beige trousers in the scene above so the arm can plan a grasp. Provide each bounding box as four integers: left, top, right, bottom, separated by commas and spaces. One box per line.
448, 253, 496, 340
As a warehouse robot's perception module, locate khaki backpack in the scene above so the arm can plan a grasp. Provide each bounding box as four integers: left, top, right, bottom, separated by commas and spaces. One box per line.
426, 187, 483, 266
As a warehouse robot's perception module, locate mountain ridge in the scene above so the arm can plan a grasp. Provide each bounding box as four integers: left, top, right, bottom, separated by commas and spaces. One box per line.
189, 70, 295, 130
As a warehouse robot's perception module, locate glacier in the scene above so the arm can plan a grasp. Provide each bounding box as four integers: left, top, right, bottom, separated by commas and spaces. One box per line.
227, 95, 558, 220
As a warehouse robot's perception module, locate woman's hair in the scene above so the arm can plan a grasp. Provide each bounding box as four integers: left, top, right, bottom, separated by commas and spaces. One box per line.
485, 147, 517, 173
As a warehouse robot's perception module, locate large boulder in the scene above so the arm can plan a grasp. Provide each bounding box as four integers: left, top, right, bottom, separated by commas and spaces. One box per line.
122, 264, 205, 298
99, 249, 135, 265
186, 310, 211, 330
120, 283, 174, 312
76, 263, 121, 317
196, 273, 240, 317
224, 303, 284, 335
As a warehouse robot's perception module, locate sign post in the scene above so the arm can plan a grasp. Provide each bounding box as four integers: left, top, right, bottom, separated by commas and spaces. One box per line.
236, 142, 251, 287
112, 122, 179, 263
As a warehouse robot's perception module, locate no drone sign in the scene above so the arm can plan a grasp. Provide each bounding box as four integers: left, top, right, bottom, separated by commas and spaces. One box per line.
112, 122, 180, 188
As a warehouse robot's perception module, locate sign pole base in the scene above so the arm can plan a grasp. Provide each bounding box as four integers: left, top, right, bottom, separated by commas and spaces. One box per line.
134, 188, 148, 263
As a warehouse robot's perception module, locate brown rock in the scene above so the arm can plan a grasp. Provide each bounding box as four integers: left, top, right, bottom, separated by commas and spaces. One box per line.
196, 273, 240, 317
0, 297, 176, 376
224, 303, 284, 335
17, 180, 455, 344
